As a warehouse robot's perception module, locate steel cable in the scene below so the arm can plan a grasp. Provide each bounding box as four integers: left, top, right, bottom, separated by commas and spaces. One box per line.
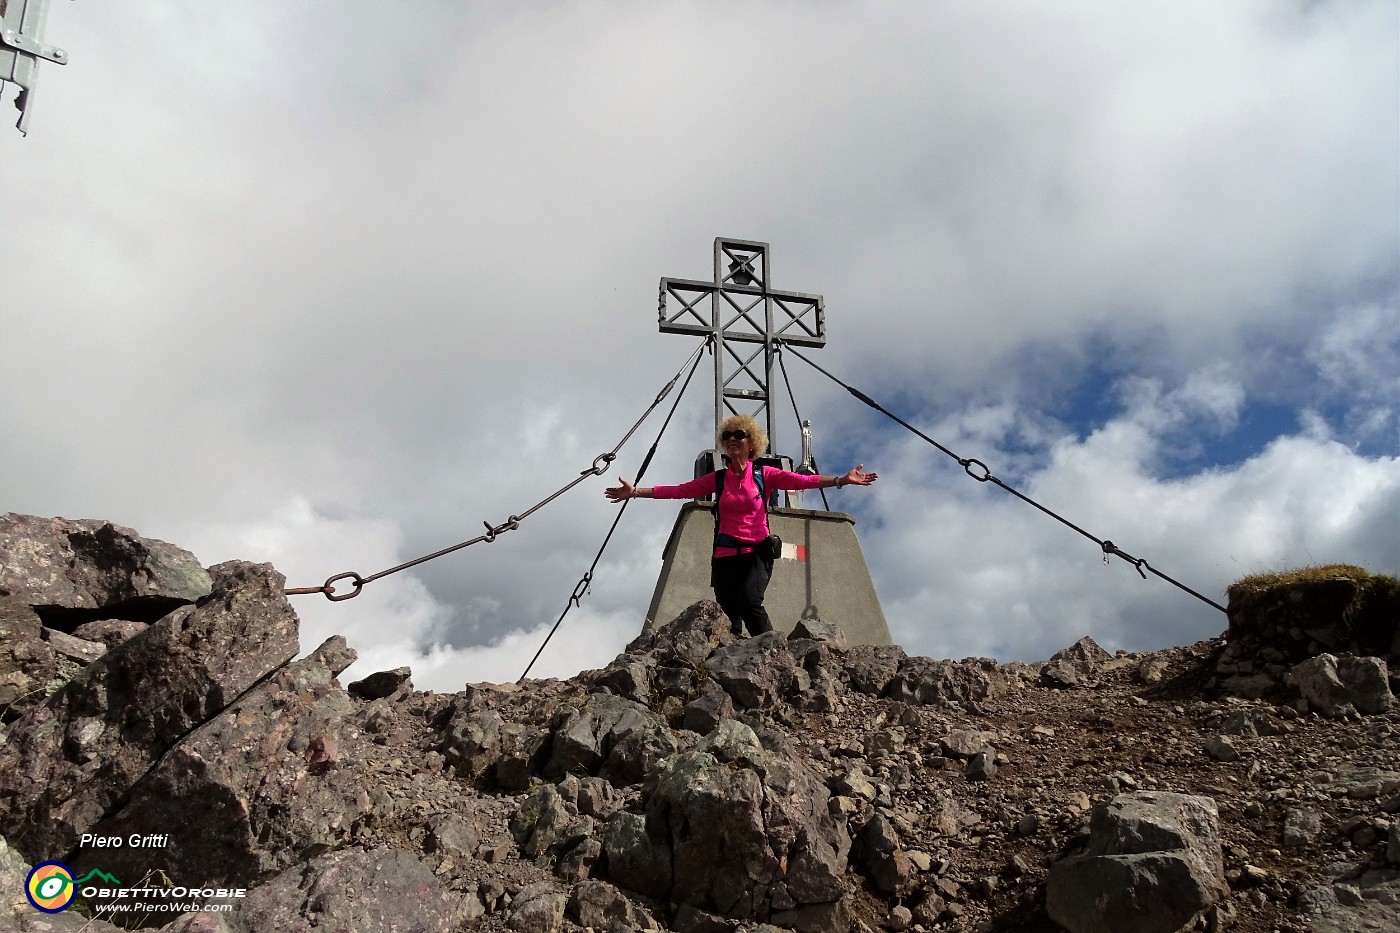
518, 337, 711, 681
285, 339, 712, 603
775, 345, 830, 512
783, 344, 1227, 614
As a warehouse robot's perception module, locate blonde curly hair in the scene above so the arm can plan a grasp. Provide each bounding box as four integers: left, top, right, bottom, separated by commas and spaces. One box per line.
717, 414, 767, 459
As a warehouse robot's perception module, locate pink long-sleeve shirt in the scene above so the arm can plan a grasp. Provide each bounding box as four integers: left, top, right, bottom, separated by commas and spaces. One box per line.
653, 465, 825, 552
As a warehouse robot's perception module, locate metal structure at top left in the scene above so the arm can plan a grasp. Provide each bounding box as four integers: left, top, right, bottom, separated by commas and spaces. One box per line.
1, 0, 69, 135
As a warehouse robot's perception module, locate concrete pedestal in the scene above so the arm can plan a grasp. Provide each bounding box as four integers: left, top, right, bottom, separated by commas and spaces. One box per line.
644, 501, 892, 645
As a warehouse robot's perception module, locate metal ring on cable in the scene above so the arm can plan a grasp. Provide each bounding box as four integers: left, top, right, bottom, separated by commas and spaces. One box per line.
323, 572, 364, 602
591, 453, 616, 475
962, 458, 992, 482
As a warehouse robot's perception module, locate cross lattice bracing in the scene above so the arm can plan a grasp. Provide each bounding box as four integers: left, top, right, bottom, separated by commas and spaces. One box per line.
658, 238, 825, 454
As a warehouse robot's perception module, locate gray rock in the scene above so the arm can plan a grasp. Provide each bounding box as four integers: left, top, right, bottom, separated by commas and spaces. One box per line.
885, 656, 999, 707
510, 783, 594, 862
1204, 735, 1240, 762
543, 691, 676, 785
965, 749, 998, 782
705, 630, 797, 709
576, 776, 625, 819
72, 636, 363, 890
568, 878, 656, 929
830, 767, 877, 802
1042, 636, 1112, 687
1299, 867, 1400, 933
790, 665, 843, 713
683, 679, 734, 734
843, 644, 907, 696
0, 513, 211, 623
1220, 708, 1288, 737
789, 617, 849, 651
228, 847, 464, 933
1337, 656, 1394, 714
1283, 807, 1323, 846
508, 881, 568, 932
425, 814, 482, 859
1290, 654, 1394, 717
629, 600, 733, 664
942, 729, 997, 759
0, 596, 60, 722
601, 811, 672, 900
606, 720, 850, 930
859, 811, 900, 857
70, 619, 149, 649
0, 561, 300, 861
347, 666, 412, 700
40, 628, 105, 664
1046, 792, 1226, 933
440, 701, 505, 778
1053, 636, 1112, 670
556, 836, 601, 881
1040, 658, 1082, 688
593, 656, 654, 705
1137, 656, 1169, 684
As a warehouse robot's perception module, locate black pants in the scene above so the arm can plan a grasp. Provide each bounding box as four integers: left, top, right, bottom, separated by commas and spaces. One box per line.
712, 552, 773, 637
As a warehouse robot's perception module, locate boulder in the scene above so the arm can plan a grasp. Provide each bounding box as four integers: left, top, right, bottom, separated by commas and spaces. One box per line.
0, 513, 211, 625
41, 628, 106, 665
71, 619, 150, 649
843, 644, 907, 696
1041, 636, 1112, 688
941, 729, 998, 759
543, 692, 677, 785
72, 636, 363, 890
592, 655, 654, 705
885, 656, 1000, 707
683, 679, 735, 734
628, 600, 733, 664
1289, 654, 1393, 716
789, 617, 850, 652
347, 665, 413, 700
226, 847, 465, 933
568, 878, 657, 929
1047, 792, 1226, 933
605, 720, 851, 931
0, 562, 300, 861
510, 783, 595, 863
706, 630, 797, 709
0, 596, 61, 723
507, 881, 568, 933
439, 698, 506, 779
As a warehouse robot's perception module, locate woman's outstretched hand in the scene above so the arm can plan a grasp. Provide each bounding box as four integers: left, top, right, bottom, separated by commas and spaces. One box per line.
605, 477, 637, 503
844, 464, 878, 487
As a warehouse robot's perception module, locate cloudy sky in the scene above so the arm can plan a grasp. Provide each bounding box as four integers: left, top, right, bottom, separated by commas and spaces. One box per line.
4, 1, 1397, 691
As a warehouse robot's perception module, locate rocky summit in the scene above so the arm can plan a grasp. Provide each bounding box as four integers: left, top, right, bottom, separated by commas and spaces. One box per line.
1, 512, 1397, 933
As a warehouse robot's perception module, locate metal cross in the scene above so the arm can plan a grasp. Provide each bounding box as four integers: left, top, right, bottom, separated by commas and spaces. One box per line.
658, 237, 825, 455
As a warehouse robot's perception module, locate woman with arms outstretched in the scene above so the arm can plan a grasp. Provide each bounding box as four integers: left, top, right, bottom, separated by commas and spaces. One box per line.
606, 414, 877, 637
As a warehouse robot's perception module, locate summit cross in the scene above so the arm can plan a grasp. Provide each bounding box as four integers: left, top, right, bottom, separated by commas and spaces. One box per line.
658, 237, 826, 455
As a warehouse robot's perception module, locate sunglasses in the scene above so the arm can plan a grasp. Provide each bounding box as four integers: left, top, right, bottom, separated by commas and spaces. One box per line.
720, 430, 749, 441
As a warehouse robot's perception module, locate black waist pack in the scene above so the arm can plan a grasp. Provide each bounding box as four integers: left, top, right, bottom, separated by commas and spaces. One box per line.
763, 534, 782, 561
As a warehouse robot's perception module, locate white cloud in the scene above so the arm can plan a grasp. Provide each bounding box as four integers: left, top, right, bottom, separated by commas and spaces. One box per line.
864, 368, 1400, 664
2, 1, 1396, 684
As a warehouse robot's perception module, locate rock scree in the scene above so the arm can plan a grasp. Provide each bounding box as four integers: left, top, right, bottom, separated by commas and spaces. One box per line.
0, 513, 1397, 933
